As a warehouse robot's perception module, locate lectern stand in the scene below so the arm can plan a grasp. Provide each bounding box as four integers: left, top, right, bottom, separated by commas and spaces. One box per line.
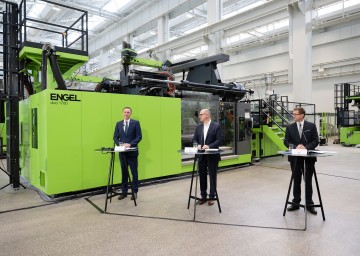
0, 168, 26, 191
279, 150, 332, 230
180, 149, 222, 220
96, 148, 138, 213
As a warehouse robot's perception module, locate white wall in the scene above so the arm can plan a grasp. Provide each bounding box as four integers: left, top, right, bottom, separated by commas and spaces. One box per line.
220, 25, 360, 114
253, 74, 359, 113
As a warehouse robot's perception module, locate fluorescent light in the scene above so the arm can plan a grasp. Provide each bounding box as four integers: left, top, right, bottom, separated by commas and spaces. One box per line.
223, 0, 268, 20
27, 3, 46, 18
318, 0, 360, 17
103, 0, 132, 13
52, 7, 61, 11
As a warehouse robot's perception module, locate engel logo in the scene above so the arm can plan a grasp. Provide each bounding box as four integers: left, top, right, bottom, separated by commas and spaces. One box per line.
50, 93, 81, 102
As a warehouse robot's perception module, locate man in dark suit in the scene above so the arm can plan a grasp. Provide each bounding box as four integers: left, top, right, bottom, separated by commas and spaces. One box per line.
113, 107, 142, 200
193, 109, 223, 206
284, 107, 319, 214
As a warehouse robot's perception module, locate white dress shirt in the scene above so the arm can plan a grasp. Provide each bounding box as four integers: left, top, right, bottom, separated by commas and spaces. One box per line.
298, 120, 304, 137
203, 120, 211, 144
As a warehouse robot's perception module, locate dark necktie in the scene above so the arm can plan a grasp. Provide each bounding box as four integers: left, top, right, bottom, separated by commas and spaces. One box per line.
125, 121, 129, 135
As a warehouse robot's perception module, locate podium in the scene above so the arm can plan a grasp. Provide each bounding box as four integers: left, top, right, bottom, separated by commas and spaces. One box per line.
180, 149, 222, 220
279, 150, 333, 229
96, 147, 138, 213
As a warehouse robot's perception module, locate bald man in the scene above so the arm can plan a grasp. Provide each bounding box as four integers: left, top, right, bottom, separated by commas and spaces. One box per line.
192, 109, 223, 206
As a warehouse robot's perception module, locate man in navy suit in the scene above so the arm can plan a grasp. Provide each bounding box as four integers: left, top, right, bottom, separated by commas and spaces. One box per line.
113, 107, 142, 200
193, 109, 223, 206
284, 107, 319, 215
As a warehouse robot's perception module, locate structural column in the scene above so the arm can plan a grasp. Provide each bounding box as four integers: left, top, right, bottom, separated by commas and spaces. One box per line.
157, 14, 170, 61
288, 0, 313, 103
207, 0, 222, 56
207, 0, 223, 78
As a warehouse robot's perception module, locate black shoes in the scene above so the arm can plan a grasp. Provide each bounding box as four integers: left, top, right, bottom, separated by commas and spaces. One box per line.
196, 199, 206, 205
287, 205, 300, 211
307, 206, 317, 215
131, 193, 137, 200
118, 194, 127, 200
196, 198, 215, 206
118, 193, 137, 200
287, 204, 318, 215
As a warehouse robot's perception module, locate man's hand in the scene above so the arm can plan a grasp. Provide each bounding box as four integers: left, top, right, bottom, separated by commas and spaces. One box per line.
296, 144, 306, 149
123, 143, 131, 148
202, 145, 209, 150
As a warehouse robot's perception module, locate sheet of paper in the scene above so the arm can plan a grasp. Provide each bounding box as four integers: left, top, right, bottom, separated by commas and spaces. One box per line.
291, 149, 308, 155
114, 146, 126, 152
184, 147, 198, 153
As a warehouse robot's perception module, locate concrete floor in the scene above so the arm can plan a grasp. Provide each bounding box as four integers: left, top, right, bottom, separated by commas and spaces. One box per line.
1, 140, 360, 256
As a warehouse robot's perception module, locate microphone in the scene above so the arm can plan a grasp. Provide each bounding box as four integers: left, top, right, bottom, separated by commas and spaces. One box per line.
115, 126, 121, 141
302, 129, 307, 144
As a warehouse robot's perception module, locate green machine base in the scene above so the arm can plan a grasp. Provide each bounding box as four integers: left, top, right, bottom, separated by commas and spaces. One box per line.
19, 89, 182, 195
339, 127, 360, 145
19, 89, 251, 196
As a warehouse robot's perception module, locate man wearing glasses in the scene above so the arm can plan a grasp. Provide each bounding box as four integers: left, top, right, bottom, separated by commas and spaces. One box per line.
284, 107, 319, 215
192, 109, 223, 206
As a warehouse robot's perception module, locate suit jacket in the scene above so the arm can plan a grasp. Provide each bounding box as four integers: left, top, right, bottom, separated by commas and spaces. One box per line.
193, 121, 223, 161
113, 119, 142, 157
284, 120, 319, 163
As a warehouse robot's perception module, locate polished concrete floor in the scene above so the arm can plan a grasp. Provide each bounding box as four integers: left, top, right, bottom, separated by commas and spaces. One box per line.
1, 139, 360, 256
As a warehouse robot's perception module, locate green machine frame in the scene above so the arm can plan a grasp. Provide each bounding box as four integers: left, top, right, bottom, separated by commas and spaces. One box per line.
334, 83, 360, 146
20, 89, 252, 195
19, 90, 184, 195
18, 49, 252, 196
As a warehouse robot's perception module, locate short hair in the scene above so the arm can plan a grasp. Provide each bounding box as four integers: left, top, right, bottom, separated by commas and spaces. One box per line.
123, 107, 132, 113
201, 109, 211, 116
294, 107, 305, 116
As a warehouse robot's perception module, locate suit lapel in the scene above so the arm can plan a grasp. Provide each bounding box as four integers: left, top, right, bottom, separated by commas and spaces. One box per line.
293, 122, 301, 140
126, 120, 132, 135
121, 119, 127, 136
303, 121, 309, 132
199, 124, 205, 145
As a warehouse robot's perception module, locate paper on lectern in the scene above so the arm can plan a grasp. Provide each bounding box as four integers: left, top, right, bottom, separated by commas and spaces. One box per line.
114, 146, 126, 152
184, 147, 198, 153
291, 149, 308, 155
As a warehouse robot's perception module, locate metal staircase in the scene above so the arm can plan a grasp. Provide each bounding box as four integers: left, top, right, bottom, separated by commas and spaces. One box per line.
248, 97, 315, 159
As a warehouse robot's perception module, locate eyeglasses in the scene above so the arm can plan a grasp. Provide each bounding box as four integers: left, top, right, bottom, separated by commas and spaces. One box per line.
199, 114, 206, 116
292, 113, 302, 115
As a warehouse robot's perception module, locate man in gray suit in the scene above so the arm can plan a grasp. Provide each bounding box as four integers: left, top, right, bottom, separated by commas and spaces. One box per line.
193, 109, 223, 206
284, 107, 319, 214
